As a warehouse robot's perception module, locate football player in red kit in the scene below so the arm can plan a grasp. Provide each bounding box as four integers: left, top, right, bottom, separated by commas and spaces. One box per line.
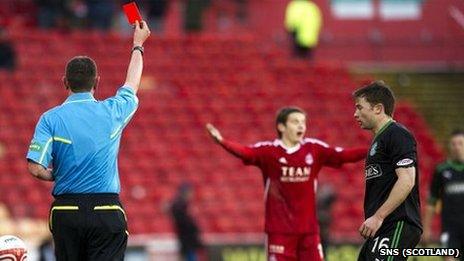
206, 107, 367, 261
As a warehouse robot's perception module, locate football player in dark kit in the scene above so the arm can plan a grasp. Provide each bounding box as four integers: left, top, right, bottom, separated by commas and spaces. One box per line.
423, 129, 464, 261
353, 81, 422, 261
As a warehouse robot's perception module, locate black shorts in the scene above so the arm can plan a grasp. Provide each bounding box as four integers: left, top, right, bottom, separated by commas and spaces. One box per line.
49, 193, 128, 261
441, 223, 464, 260
358, 221, 422, 261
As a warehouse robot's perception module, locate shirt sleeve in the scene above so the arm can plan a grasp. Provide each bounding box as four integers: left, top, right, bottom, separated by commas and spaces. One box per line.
321, 146, 367, 168
307, 138, 365, 168
105, 86, 139, 123
388, 130, 417, 169
221, 140, 264, 166
26, 114, 53, 168
318, 144, 345, 168
428, 167, 443, 205
103, 86, 139, 137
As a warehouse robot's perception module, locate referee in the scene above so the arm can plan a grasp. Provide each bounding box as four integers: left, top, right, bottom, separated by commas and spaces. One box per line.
26, 21, 150, 260
353, 81, 422, 261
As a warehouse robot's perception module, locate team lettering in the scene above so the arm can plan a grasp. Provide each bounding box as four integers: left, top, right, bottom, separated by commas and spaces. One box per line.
281, 166, 310, 182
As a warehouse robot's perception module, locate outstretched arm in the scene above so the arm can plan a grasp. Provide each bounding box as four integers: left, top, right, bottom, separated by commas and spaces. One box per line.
337, 147, 367, 163
206, 123, 257, 162
323, 146, 367, 168
124, 20, 151, 94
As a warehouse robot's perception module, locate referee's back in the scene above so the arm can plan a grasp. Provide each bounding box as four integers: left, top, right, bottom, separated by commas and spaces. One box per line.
27, 86, 138, 195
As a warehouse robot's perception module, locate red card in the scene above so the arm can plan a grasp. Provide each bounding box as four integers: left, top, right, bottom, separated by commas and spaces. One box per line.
123, 2, 142, 25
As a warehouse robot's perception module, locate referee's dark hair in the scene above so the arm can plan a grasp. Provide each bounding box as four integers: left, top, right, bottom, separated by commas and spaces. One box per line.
65, 56, 97, 93
276, 106, 306, 138
353, 80, 396, 117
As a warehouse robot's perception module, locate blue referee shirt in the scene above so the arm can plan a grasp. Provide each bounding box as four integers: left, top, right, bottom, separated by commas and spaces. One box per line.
26, 86, 138, 196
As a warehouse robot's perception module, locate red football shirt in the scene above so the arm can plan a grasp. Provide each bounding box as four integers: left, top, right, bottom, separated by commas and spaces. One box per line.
221, 138, 366, 234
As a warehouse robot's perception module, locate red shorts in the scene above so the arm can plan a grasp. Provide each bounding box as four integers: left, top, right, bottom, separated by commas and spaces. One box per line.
266, 233, 324, 261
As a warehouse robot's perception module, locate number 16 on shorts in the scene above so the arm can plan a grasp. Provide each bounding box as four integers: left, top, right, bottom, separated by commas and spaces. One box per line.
372, 236, 390, 254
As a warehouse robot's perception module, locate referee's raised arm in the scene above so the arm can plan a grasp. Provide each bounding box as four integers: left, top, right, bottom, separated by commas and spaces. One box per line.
124, 20, 151, 94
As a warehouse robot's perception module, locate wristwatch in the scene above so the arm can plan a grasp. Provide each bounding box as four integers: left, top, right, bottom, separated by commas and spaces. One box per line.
132, 46, 144, 56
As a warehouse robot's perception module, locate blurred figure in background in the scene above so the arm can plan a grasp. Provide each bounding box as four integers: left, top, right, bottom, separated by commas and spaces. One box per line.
35, 0, 66, 28
170, 183, 203, 261
68, 0, 88, 29
316, 184, 336, 259
146, 0, 168, 34
235, 0, 248, 25
0, 27, 16, 72
423, 129, 464, 261
86, 0, 115, 30
184, 0, 210, 32
285, 0, 322, 59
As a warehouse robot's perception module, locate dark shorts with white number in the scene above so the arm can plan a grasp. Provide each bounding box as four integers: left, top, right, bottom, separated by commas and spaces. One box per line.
358, 221, 422, 261
441, 222, 464, 261
49, 193, 128, 261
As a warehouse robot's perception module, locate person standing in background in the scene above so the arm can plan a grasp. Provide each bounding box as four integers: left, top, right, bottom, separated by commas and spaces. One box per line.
423, 129, 464, 261
184, 0, 210, 32
86, 0, 115, 30
146, 0, 169, 33
285, 0, 322, 59
35, 0, 66, 29
0, 27, 16, 71
170, 183, 203, 261
317, 184, 336, 260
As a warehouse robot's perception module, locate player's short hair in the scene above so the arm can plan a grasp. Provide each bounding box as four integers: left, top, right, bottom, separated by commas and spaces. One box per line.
65, 56, 97, 92
451, 129, 464, 138
352, 80, 396, 117
275, 107, 306, 138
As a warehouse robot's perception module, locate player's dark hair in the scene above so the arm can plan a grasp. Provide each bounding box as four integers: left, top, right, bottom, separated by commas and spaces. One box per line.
65, 56, 97, 92
451, 129, 464, 138
275, 107, 306, 138
352, 80, 396, 117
